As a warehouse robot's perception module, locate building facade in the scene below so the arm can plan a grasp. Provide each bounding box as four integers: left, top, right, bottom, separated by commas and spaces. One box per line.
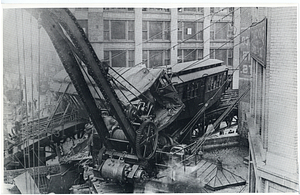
246, 7, 298, 192
71, 7, 240, 88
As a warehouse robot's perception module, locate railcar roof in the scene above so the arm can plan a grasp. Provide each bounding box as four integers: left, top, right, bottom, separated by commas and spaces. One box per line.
171, 65, 228, 84
165, 59, 224, 74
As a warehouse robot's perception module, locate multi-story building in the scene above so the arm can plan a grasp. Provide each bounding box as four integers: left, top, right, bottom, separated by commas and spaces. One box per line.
71, 7, 239, 87
244, 7, 298, 192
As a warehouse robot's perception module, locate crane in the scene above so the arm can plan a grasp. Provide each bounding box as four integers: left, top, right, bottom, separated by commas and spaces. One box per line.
26, 8, 184, 183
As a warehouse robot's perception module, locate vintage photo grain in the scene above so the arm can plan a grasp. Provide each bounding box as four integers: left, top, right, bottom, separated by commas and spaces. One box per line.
2, 6, 298, 193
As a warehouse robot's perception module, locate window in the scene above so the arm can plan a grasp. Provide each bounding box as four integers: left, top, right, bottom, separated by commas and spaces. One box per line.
150, 22, 162, 39
143, 50, 170, 68
164, 22, 170, 40
184, 49, 196, 62
178, 21, 203, 41
149, 50, 163, 67
197, 8, 204, 14
111, 21, 126, 39
184, 22, 196, 40
206, 72, 225, 92
128, 21, 134, 41
177, 49, 203, 63
210, 7, 228, 14
104, 20, 135, 41
112, 50, 126, 67
215, 23, 228, 40
183, 7, 197, 12
211, 22, 230, 40
142, 21, 170, 41
128, 50, 135, 67
104, 50, 134, 67
197, 49, 203, 60
142, 8, 170, 12
210, 49, 233, 66
104, 20, 109, 40
178, 7, 204, 14
215, 49, 227, 64
142, 22, 148, 40
178, 22, 183, 41
103, 8, 134, 11
197, 22, 204, 40
164, 50, 170, 65
104, 51, 110, 62
227, 49, 233, 66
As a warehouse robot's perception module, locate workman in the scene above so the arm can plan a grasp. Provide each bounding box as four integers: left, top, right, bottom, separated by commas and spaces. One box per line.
101, 110, 120, 135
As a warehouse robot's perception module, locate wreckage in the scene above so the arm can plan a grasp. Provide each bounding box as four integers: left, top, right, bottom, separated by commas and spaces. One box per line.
4, 8, 247, 193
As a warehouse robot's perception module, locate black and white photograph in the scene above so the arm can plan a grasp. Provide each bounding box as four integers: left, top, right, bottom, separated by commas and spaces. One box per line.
1, 3, 298, 193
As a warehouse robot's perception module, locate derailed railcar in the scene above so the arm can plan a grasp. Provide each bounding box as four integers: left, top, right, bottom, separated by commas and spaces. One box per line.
157, 59, 230, 143
165, 59, 228, 121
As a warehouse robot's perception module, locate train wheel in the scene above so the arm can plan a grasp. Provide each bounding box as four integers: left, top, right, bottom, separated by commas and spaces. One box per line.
135, 120, 158, 160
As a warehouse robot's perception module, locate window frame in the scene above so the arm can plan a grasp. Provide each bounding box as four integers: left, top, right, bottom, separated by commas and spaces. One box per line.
210, 22, 230, 41
142, 21, 171, 41
142, 8, 170, 12
177, 7, 204, 14
210, 49, 233, 66
103, 20, 135, 41
104, 50, 135, 67
177, 21, 204, 41
177, 49, 204, 63
103, 8, 134, 12
142, 50, 171, 68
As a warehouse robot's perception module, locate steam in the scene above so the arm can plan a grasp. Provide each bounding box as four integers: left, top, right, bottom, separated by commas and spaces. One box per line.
144, 158, 205, 193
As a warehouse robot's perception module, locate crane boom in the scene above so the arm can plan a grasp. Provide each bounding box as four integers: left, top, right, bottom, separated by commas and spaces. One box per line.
25, 8, 114, 147
26, 8, 136, 147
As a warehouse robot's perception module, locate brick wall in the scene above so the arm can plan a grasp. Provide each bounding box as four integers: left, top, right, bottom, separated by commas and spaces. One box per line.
265, 7, 298, 174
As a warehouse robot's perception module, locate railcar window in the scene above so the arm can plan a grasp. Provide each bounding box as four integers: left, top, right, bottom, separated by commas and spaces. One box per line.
210, 77, 214, 91
207, 77, 211, 91
207, 73, 225, 92
217, 74, 223, 87
181, 80, 204, 101
213, 76, 218, 89
182, 84, 188, 101
189, 82, 198, 98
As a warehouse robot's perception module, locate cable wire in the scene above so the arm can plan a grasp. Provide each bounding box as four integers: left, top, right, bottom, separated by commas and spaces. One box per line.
134, 7, 240, 67
104, 7, 230, 64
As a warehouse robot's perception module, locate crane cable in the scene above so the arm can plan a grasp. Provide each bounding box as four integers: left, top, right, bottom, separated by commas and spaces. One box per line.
30, 11, 36, 183
14, 9, 28, 170
37, 12, 42, 190
21, 8, 32, 193
14, 9, 27, 193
